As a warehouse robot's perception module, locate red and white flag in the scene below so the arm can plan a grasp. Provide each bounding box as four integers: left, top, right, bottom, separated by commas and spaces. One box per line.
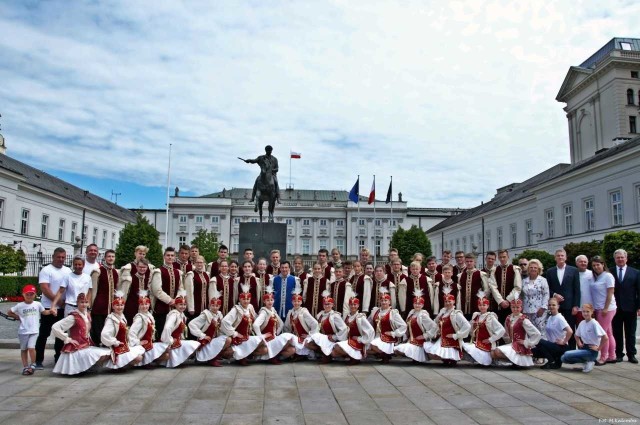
290, 151, 301, 159
368, 178, 375, 204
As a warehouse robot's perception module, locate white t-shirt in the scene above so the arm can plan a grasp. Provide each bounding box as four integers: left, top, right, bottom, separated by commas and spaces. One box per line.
544, 313, 569, 343
82, 260, 100, 276
576, 319, 606, 346
590, 272, 617, 311
61, 272, 93, 305
38, 264, 72, 308
578, 270, 594, 310
11, 301, 45, 334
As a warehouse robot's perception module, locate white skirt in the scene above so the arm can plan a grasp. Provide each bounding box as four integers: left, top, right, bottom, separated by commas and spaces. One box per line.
53, 347, 111, 375
336, 340, 364, 360
164, 340, 200, 367
137, 342, 169, 366
291, 336, 313, 356
232, 336, 263, 360
103, 345, 146, 369
395, 343, 428, 363
261, 333, 294, 359
370, 337, 396, 355
195, 336, 228, 362
425, 338, 462, 361
310, 333, 338, 356
497, 344, 534, 367
462, 342, 492, 366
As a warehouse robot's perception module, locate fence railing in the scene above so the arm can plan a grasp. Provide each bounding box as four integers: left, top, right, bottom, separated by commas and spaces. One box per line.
18, 254, 104, 277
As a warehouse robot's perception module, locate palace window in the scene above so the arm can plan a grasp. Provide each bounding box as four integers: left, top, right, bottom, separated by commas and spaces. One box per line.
563, 204, 573, 236
303, 219, 310, 226
71, 222, 78, 242
510, 223, 517, 248
21, 209, 29, 235
41, 214, 49, 239
630, 116, 637, 134
102, 230, 107, 248
525, 219, 532, 246
211, 216, 219, 224
336, 219, 344, 227
610, 190, 623, 226
628, 88, 635, 105
545, 209, 555, 238
335, 239, 345, 254
319, 219, 327, 227
58, 219, 65, 242
179, 215, 187, 223
497, 227, 503, 248
0, 199, 4, 228
195, 215, 203, 224
584, 197, 595, 231
302, 239, 310, 255
92, 227, 98, 244
111, 232, 116, 249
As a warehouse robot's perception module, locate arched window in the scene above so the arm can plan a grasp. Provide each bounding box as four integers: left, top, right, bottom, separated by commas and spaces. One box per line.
628, 88, 635, 104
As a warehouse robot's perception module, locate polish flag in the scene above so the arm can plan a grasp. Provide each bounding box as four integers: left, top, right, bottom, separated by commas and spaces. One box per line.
368, 180, 375, 204
290, 151, 302, 159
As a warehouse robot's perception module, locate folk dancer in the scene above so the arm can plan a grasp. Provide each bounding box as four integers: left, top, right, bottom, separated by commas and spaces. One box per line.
220, 284, 266, 366
367, 288, 407, 364
395, 289, 437, 363
425, 286, 471, 366
188, 288, 231, 367
150, 248, 183, 340
184, 255, 210, 318
303, 263, 329, 317
101, 291, 145, 369
462, 290, 505, 366
332, 293, 375, 365
308, 290, 348, 363
284, 287, 319, 359
253, 285, 296, 364
160, 290, 200, 367
90, 249, 118, 345
493, 292, 541, 368
128, 290, 169, 367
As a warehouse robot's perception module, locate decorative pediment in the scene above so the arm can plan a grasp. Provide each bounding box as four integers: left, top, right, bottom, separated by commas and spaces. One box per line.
556, 66, 593, 102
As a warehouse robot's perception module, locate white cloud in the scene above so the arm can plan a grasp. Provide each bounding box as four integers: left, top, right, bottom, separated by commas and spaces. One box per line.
0, 0, 639, 209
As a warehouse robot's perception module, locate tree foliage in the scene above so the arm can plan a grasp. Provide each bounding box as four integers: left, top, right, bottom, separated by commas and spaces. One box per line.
0, 245, 27, 275
564, 240, 603, 267
115, 213, 163, 268
513, 249, 555, 273
602, 230, 640, 269
191, 229, 219, 263
390, 225, 432, 266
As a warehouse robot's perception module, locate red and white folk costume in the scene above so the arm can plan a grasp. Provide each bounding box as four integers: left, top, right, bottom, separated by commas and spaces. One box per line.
390, 271, 411, 317
394, 290, 437, 363
303, 273, 329, 317
406, 272, 438, 316
101, 292, 145, 369
184, 268, 210, 317
160, 290, 200, 367
370, 276, 395, 311
188, 289, 229, 364
437, 279, 461, 312
462, 290, 505, 366
310, 291, 348, 357
350, 272, 373, 313
128, 291, 169, 366
332, 276, 351, 318
284, 288, 319, 356
150, 265, 183, 338
253, 286, 295, 361
368, 288, 407, 358
459, 268, 490, 318
255, 270, 272, 304
52, 293, 110, 375
120, 265, 151, 324
496, 296, 541, 367
239, 272, 261, 312
334, 295, 375, 361
221, 285, 263, 361
425, 288, 471, 362
210, 272, 237, 316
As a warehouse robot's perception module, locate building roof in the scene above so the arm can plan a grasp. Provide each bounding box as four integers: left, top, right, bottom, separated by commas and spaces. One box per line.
200, 187, 391, 203
579, 37, 640, 69
427, 136, 640, 234
0, 154, 137, 223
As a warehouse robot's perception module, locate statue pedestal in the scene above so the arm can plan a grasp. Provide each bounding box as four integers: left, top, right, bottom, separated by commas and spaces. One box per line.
239, 223, 287, 263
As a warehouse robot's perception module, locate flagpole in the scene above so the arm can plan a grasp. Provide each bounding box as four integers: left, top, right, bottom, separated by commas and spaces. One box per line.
164, 143, 172, 248
373, 175, 376, 267
356, 174, 360, 259
389, 176, 393, 246
289, 150, 292, 189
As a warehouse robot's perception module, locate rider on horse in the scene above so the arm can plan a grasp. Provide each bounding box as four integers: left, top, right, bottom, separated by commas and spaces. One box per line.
245, 145, 281, 204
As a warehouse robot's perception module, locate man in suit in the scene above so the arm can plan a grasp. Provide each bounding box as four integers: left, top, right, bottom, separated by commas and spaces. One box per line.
546, 249, 580, 349
611, 249, 640, 364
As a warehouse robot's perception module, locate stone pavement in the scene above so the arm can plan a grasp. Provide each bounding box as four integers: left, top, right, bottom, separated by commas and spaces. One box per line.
0, 349, 639, 425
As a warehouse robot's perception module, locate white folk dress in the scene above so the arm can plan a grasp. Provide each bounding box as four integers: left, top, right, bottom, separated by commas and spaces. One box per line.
368, 307, 407, 355
336, 312, 375, 360
129, 311, 169, 366
425, 308, 471, 361
101, 313, 146, 369
284, 307, 319, 356
159, 310, 200, 367
497, 313, 541, 367
253, 307, 295, 359
221, 304, 263, 360
52, 311, 110, 375
188, 309, 228, 362
462, 312, 505, 365
311, 310, 348, 356
395, 309, 437, 363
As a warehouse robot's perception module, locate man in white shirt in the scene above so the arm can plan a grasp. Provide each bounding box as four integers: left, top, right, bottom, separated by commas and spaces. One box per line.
82, 243, 100, 276
35, 247, 72, 369
575, 255, 594, 325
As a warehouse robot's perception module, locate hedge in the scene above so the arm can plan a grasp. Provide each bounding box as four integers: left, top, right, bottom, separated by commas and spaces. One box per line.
0, 276, 40, 298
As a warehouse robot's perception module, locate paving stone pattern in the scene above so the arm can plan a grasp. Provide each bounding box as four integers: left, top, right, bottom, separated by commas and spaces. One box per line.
0, 348, 639, 424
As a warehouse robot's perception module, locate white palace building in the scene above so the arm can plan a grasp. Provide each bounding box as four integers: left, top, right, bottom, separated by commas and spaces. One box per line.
427, 37, 640, 259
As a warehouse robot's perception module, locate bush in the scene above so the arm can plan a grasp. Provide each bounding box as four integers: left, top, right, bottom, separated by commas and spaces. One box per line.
115, 213, 163, 268
0, 245, 27, 275
513, 249, 556, 272
0, 276, 39, 298
564, 240, 603, 267
390, 225, 432, 266
602, 230, 640, 269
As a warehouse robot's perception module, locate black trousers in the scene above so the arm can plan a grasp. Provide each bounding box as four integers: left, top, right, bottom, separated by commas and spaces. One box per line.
155, 313, 167, 341
35, 308, 64, 364
91, 314, 107, 347
560, 309, 577, 349
613, 310, 637, 358
532, 339, 568, 365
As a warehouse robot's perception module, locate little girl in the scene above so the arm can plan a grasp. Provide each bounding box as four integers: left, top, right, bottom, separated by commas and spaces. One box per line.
51, 293, 110, 375
560, 303, 607, 373
101, 291, 145, 369
493, 292, 541, 368
161, 290, 200, 367
188, 288, 231, 366
128, 290, 169, 367
462, 290, 505, 366
394, 289, 437, 363
253, 285, 296, 364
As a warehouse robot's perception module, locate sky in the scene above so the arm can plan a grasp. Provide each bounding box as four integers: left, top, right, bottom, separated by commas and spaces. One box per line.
1, 0, 638, 210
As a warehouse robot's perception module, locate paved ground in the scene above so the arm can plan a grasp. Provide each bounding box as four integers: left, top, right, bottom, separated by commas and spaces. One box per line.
0, 347, 639, 425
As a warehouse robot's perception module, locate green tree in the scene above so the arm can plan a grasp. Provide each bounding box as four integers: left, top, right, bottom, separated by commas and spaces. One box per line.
390, 225, 432, 265
191, 229, 219, 263
564, 240, 603, 267
602, 230, 640, 269
0, 245, 27, 275
513, 249, 555, 272
115, 213, 163, 268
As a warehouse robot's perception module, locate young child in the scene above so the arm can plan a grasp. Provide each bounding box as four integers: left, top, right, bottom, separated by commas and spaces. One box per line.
101, 291, 145, 369
51, 293, 110, 375
560, 303, 607, 373
7, 285, 53, 375
128, 290, 169, 367
188, 288, 231, 366
161, 290, 200, 368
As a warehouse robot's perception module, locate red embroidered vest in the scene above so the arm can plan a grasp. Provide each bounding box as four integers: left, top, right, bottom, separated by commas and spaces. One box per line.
347, 316, 364, 353
141, 317, 155, 351
507, 315, 532, 356
113, 321, 130, 357
320, 316, 334, 335
459, 270, 484, 315
493, 265, 516, 310
472, 316, 492, 352
408, 316, 423, 346
232, 313, 252, 345
440, 314, 461, 353
261, 313, 278, 342
62, 312, 93, 353
93, 265, 117, 315
170, 320, 185, 349
375, 310, 396, 343
292, 315, 308, 343
193, 272, 210, 315
156, 267, 180, 314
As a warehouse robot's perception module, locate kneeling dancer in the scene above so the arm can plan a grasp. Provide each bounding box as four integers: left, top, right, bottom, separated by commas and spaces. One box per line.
284, 287, 319, 360
332, 293, 375, 365
462, 290, 505, 366
493, 293, 541, 367
367, 287, 406, 364
308, 290, 348, 363
188, 288, 231, 367
395, 289, 437, 363
129, 290, 170, 367
160, 290, 200, 367
426, 286, 470, 365
253, 285, 296, 364
221, 284, 266, 365
101, 291, 145, 369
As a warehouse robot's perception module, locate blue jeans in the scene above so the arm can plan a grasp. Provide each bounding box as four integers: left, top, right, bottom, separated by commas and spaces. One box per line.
561, 348, 598, 364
